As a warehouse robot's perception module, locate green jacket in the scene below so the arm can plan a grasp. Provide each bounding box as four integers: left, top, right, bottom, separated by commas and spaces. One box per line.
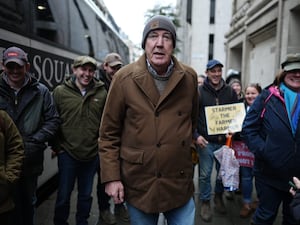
0, 110, 24, 213
53, 75, 107, 161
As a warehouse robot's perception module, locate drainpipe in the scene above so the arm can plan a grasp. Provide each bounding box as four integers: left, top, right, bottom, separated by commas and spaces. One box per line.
275, 0, 283, 69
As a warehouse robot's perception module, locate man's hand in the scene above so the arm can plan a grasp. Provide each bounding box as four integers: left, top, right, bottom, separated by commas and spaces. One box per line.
196, 135, 208, 148
290, 177, 300, 196
105, 181, 124, 204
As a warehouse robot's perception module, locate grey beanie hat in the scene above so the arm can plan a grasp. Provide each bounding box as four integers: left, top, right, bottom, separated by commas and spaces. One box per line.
228, 78, 241, 87
141, 15, 176, 49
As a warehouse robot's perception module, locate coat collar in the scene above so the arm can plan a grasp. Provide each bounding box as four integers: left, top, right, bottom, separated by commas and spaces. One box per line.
132, 54, 185, 107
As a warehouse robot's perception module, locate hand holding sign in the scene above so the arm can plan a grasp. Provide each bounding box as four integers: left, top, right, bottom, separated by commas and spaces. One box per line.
205, 103, 246, 135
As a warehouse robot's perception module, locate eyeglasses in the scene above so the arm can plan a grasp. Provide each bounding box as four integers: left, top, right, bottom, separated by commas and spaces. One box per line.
110, 65, 122, 71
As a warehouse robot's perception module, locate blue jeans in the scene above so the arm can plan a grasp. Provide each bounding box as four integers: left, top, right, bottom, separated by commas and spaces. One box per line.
12, 174, 38, 225
198, 143, 224, 200
240, 166, 253, 203
253, 176, 297, 225
54, 151, 98, 225
127, 197, 195, 225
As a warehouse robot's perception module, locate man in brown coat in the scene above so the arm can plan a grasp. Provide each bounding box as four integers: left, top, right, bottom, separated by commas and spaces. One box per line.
99, 15, 198, 225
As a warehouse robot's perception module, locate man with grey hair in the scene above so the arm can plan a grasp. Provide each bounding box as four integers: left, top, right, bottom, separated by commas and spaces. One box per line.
99, 15, 199, 225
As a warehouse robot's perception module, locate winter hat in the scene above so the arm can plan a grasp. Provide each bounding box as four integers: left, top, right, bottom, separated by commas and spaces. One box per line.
141, 15, 176, 49
228, 78, 241, 88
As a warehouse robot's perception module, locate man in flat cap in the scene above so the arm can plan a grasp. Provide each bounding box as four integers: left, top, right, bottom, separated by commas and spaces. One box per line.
51, 55, 107, 225
0, 46, 60, 225
99, 15, 198, 225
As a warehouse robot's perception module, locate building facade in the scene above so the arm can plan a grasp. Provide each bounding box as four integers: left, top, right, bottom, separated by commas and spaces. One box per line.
225, 0, 300, 88
176, 0, 232, 75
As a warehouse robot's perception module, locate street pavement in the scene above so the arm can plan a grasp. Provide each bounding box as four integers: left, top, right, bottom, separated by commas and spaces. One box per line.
36, 165, 282, 225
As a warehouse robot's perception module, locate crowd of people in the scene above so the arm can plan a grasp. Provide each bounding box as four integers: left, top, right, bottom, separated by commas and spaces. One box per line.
1, 14, 300, 225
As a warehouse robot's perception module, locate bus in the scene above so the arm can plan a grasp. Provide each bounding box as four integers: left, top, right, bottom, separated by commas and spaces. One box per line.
0, 0, 130, 203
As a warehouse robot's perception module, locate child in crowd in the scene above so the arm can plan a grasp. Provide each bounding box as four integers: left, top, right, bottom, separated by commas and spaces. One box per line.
229, 78, 244, 102
231, 83, 262, 217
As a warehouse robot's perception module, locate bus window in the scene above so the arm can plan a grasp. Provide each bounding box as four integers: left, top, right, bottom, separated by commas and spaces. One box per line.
0, 0, 30, 34
34, 0, 65, 45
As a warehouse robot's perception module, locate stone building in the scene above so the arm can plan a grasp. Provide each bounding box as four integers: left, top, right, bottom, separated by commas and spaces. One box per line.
225, 0, 300, 88
176, 0, 232, 74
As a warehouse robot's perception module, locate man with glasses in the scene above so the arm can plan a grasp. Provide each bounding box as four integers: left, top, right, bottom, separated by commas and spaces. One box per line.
97, 52, 129, 225
98, 53, 123, 91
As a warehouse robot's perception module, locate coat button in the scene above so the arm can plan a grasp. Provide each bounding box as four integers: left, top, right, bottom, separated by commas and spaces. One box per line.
155, 112, 159, 117
180, 170, 184, 175
156, 143, 161, 148
178, 111, 182, 116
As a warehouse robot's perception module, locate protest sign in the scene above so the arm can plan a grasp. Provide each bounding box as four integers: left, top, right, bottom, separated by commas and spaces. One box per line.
205, 102, 246, 135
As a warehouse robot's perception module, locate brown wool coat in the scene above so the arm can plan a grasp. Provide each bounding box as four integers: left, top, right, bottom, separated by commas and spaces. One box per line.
99, 54, 199, 213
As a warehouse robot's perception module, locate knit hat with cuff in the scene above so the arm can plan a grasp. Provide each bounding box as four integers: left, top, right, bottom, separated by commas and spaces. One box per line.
141, 15, 176, 49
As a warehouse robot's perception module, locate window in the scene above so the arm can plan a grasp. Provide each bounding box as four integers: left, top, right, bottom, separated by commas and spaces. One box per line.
186, 0, 192, 24
208, 34, 214, 60
210, 0, 215, 24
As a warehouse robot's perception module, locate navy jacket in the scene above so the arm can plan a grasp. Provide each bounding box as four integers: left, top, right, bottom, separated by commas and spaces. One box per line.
242, 85, 300, 191
0, 72, 60, 175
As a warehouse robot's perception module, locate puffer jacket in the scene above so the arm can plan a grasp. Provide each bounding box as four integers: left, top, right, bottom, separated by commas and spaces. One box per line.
242, 85, 300, 191
0, 72, 60, 175
52, 75, 107, 161
0, 110, 24, 213
99, 54, 199, 213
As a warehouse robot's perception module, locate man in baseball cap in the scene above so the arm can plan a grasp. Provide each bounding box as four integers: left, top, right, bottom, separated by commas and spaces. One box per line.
97, 52, 128, 224
98, 52, 123, 91
195, 58, 238, 222
0, 46, 60, 225
104, 53, 123, 68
